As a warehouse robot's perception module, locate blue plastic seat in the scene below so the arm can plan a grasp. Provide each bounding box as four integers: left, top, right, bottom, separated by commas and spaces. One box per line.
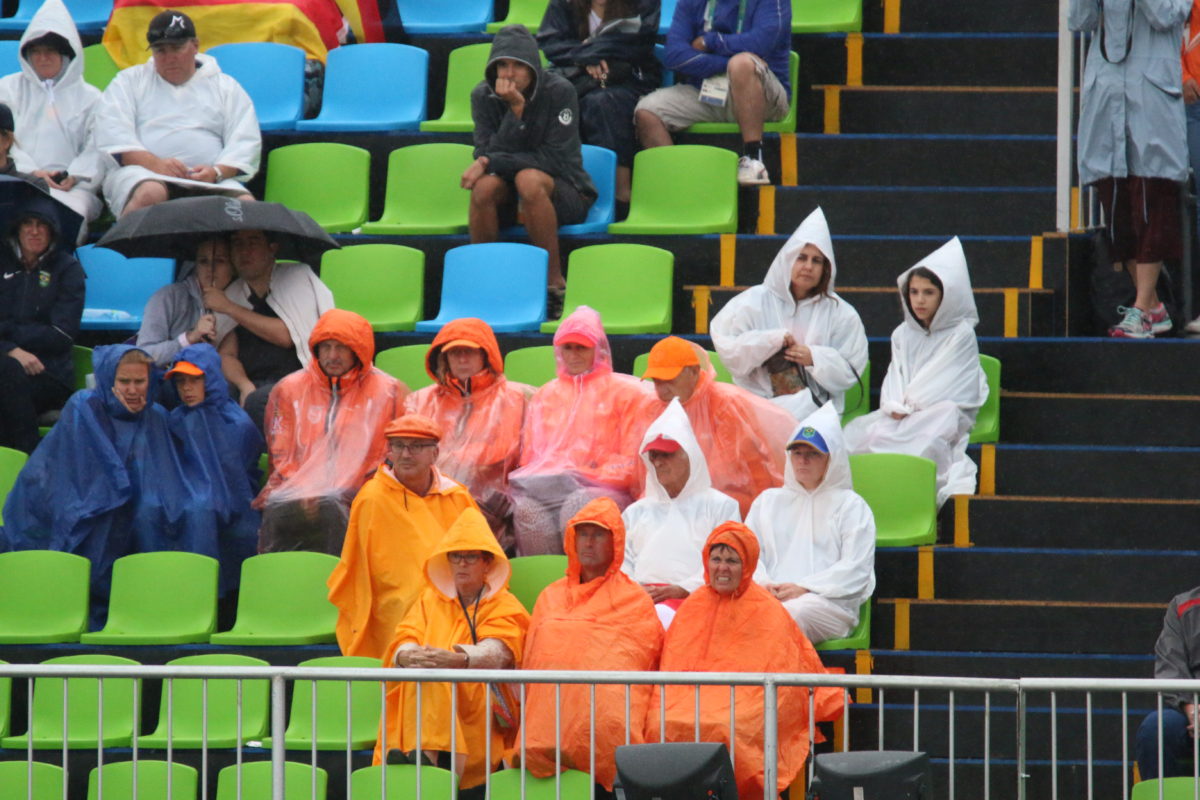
296, 43, 428, 132
503, 145, 616, 237
0, 0, 112, 33
0, 40, 19, 75
207, 42, 305, 131
397, 0, 491, 32
414, 243, 548, 333
78, 245, 174, 331
658, 0, 678, 34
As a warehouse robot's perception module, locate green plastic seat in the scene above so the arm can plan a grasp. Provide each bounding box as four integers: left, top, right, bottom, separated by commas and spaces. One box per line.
503, 345, 558, 388
609, 145, 738, 235
0, 445, 28, 527
217, 760, 329, 800
791, 0, 862, 33
360, 144, 475, 235
0, 658, 8, 738
848, 453, 937, 547
321, 244, 425, 331
815, 600, 871, 651
262, 656, 382, 750
0, 654, 141, 749
420, 43, 490, 132
688, 52, 800, 134
350, 764, 457, 800
138, 654, 270, 748
0, 550, 89, 643
970, 354, 1001, 444
631, 350, 733, 384
86, 760, 198, 800
540, 244, 673, 334
508, 555, 567, 613
840, 360, 871, 427
73, 344, 93, 389
0, 761, 66, 800
488, 768, 593, 800
375, 344, 434, 391
486, 0, 549, 32
82, 43, 119, 90
1132, 778, 1200, 800
209, 552, 339, 645
81, 551, 219, 645
264, 143, 370, 233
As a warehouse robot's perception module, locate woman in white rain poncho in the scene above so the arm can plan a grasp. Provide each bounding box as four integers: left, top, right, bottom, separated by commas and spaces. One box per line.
709, 207, 868, 421
843, 237, 988, 507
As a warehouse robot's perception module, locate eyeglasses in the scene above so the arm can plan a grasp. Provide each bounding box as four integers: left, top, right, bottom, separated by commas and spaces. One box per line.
389, 441, 436, 454
447, 552, 485, 564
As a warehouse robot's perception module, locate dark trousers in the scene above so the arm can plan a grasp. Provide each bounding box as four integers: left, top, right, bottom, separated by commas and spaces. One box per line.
1136, 708, 1197, 780
241, 380, 279, 436
0, 355, 72, 453
579, 85, 643, 167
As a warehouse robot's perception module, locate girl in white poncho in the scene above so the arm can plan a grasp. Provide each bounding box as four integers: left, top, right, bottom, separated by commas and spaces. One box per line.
843, 237, 988, 507
710, 206, 868, 422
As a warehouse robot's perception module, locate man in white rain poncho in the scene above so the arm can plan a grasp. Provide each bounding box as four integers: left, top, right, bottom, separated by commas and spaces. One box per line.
93, 10, 259, 217
748, 403, 876, 644
0, 0, 105, 242
710, 207, 868, 421
621, 398, 740, 628
843, 237, 988, 507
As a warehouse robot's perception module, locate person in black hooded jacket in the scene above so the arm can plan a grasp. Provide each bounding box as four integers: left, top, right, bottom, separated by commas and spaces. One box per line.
464, 24, 597, 317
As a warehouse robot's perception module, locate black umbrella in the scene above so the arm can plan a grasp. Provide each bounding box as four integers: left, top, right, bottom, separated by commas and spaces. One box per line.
96, 195, 340, 264
0, 175, 83, 249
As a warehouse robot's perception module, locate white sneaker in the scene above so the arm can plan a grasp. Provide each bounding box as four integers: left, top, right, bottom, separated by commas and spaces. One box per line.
1185, 316, 1200, 335
737, 156, 770, 185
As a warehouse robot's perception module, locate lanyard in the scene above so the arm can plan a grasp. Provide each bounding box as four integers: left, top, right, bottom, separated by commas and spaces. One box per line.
458, 587, 484, 644
704, 0, 748, 34
1098, 0, 1135, 64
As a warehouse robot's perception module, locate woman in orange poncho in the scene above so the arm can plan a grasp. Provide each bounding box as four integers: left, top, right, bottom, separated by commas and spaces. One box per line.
405, 318, 532, 552
374, 507, 530, 788
647, 522, 844, 800
521, 496, 664, 790
509, 305, 654, 554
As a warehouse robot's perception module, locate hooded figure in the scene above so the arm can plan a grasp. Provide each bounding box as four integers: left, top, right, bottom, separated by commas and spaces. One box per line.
621, 398, 740, 626
166, 343, 262, 592
374, 508, 530, 789
256, 309, 407, 554
521, 497, 664, 790
405, 318, 533, 551
709, 207, 869, 421
508, 306, 653, 555
1, 344, 216, 623
328, 414, 479, 660
0, 0, 105, 238
647, 522, 844, 800
747, 403, 877, 644
843, 237, 988, 507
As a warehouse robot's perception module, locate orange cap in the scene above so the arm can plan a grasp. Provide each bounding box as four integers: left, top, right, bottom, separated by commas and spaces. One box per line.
164, 360, 204, 379
441, 338, 483, 351
642, 336, 700, 380
383, 414, 443, 442
556, 330, 595, 348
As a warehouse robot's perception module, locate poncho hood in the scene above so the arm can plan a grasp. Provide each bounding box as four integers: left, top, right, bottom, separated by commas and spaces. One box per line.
763, 207, 837, 305
425, 317, 504, 388
486, 24, 542, 100
897, 236, 979, 333
564, 496, 626, 583
305, 308, 376, 385
424, 506, 511, 601
782, 402, 852, 495
552, 304, 613, 380
170, 342, 232, 408
638, 397, 714, 503
18, 0, 83, 87
703, 521, 760, 598
94, 343, 161, 419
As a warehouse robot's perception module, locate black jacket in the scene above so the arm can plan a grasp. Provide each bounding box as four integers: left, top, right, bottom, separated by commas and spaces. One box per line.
470, 25, 598, 201
0, 236, 85, 390
537, 0, 662, 94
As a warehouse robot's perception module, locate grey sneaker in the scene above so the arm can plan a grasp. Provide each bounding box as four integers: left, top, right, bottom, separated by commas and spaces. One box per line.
1109, 305, 1152, 339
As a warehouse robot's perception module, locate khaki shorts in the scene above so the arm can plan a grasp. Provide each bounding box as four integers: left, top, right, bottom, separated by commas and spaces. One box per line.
635, 55, 789, 131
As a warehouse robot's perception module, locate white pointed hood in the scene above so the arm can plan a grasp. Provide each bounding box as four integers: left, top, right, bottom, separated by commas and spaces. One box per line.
896, 237, 979, 333
782, 402, 852, 494
638, 398, 713, 503
763, 207, 837, 304
17, 0, 85, 89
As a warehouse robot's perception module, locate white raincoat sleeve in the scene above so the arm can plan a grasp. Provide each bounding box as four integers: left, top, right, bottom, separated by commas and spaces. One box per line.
794, 495, 876, 601
879, 323, 986, 418
212, 76, 260, 178
93, 71, 150, 157
709, 288, 789, 382
807, 301, 869, 396
744, 491, 780, 585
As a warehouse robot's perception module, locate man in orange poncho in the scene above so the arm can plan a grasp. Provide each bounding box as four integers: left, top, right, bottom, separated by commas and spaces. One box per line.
256, 308, 407, 554
521, 496, 664, 790
405, 318, 532, 553
647, 521, 844, 800
638, 336, 795, 516
328, 414, 478, 659
374, 507, 530, 789
509, 305, 653, 554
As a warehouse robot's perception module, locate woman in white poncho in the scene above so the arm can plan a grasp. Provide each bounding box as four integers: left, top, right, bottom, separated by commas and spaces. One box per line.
843, 237, 988, 507
748, 402, 876, 644
621, 398, 740, 628
710, 207, 868, 421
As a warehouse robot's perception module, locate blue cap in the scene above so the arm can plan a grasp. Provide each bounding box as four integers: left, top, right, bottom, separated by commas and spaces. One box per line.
787, 425, 829, 454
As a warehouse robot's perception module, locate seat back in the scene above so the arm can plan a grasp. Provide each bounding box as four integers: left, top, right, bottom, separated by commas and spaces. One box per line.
264, 143, 371, 233
421, 43, 490, 131
19, 655, 141, 747
375, 345, 434, 391
610, 145, 738, 234
543, 243, 672, 333
486, 0, 550, 31
73, 345, 94, 389
86, 551, 218, 644
840, 360, 872, 426
488, 768, 593, 800
791, 0, 863, 32
1132, 778, 1200, 800
848, 453, 937, 547
395, 0, 491, 33
280, 656, 382, 750
214, 552, 339, 642
0, 40, 19, 75
555, 144, 617, 235
86, 761, 199, 800
503, 345, 558, 388
631, 350, 732, 384
217, 761, 329, 800
0, 658, 7, 738
815, 600, 871, 651
207, 42, 306, 130
0, 445, 28, 526
0, 761, 65, 800
83, 43, 119, 90
350, 764, 457, 800
140, 654, 270, 747
0, 550, 89, 643
657, 0, 678, 33
363, 143, 474, 234
969, 354, 1001, 444
416, 243, 548, 333
321, 244, 425, 332
508, 555, 567, 613
306, 43, 428, 130
78, 245, 174, 330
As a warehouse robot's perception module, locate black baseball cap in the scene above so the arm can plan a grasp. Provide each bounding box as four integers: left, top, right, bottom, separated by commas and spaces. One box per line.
146, 10, 197, 47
